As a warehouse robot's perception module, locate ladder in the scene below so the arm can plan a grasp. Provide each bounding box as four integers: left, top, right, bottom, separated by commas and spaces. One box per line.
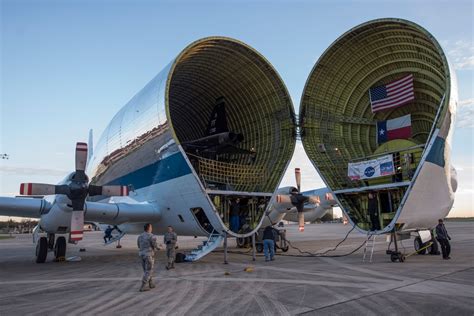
104, 232, 126, 245
363, 234, 376, 263
184, 229, 223, 262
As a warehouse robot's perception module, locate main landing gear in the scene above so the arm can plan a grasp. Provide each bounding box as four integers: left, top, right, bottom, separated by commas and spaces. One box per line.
35, 234, 67, 263
414, 235, 439, 256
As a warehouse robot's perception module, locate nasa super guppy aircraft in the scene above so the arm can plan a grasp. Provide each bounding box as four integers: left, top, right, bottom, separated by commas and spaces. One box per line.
0, 18, 457, 264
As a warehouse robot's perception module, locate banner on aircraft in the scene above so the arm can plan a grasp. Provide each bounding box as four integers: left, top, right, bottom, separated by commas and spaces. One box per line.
348, 154, 395, 180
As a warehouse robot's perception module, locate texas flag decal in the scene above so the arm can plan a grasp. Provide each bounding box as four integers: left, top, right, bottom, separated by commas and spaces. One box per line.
377, 114, 412, 144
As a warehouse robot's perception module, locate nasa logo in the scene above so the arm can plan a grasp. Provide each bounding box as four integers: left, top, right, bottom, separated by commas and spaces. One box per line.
364, 166, 375, 178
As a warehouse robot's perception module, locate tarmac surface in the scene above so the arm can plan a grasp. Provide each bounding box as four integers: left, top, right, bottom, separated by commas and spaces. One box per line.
0, 222, 473, 315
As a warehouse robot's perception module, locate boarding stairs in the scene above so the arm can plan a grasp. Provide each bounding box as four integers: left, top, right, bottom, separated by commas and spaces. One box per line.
104, 232, 126, 245
185, 229, 223, 262
362, 234, 376, 263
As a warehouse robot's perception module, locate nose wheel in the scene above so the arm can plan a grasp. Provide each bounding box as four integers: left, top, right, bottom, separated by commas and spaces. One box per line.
36, 237, 48, 263
36, 235, 67, 263
54, 236, 67, 261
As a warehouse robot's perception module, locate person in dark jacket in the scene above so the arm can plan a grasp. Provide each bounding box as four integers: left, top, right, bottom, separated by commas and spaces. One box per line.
436, 219, 452, 259
262, 226, 278, 262
368, 193, 381, 231
103, 226, 113, 243
229, 198, 240, 232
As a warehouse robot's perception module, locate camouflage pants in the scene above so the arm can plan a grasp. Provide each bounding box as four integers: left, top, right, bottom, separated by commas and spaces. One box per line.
140, 255, 154, 283
166, 246, 175, 266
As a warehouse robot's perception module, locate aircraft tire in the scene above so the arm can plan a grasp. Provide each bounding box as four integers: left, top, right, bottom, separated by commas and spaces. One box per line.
54, 236, 66, 259
36, 237, 48, 263
414, 237, 426, 255
428, 239, 440, 255
236, 237, 246, 248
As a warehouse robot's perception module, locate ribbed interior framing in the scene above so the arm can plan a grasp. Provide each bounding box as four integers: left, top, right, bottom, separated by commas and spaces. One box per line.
168, 38, 296, 192
300, 19, 449, 191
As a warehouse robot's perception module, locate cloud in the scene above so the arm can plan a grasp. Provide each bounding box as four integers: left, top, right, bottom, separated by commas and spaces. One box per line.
0, 166, 68, 176
456, 98, 474, 128
456, 188, 474, 195
444, 39, 474, 70
459, 98, 474, 107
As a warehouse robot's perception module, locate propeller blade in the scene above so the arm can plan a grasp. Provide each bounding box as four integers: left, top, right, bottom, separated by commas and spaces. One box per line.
298, 212, 305, 232
70, 210, 84, 242
308, 195, 321, 205
71, 199, 86, 211
55, 185, 70, 195
276, 194, 292, 204
102, 185, 129, 196
295, 168, 301, 193
75, 142, 88, 172
20, 183, 56, 195
325, 192, 334, 201
89, 185, 129, 196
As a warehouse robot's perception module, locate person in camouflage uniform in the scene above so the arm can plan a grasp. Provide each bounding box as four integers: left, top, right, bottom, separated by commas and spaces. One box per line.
137, 223, 159, 292
164, 225, 177, 269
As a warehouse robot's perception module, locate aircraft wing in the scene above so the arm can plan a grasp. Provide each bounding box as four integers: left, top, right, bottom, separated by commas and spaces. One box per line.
0, 196, 48, 218
0, 196, 159, 224
85, 200, 160, 224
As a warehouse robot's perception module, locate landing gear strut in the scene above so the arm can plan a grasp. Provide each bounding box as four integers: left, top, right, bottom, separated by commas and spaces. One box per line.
36, 237, 48, 263
387, 230, 405, 263
47, 233, 55, 250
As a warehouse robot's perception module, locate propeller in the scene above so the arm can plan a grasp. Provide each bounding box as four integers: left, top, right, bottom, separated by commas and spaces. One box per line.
290, 168, 308, 232
274, 168, 322, 232
19, 142, 128, 242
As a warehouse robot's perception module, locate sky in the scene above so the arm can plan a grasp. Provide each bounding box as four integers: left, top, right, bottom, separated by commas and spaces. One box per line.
1, 0, 473, 220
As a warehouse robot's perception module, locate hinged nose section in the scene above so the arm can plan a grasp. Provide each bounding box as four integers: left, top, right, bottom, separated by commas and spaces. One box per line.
299, 19, 452, 234
167, 37, 297, 237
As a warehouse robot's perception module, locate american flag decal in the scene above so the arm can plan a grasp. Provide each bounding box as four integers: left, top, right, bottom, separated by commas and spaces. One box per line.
369, 74, 415, 113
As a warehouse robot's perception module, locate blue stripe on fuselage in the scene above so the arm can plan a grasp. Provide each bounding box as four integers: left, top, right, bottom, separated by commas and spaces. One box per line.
106, 152, 192, 189
426, 136, 446, 168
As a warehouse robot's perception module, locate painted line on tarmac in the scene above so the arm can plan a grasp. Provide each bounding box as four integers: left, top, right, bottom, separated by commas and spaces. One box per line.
396, 280, 474, 298
0, 275, 371, 289
228, 262, 392, 284
181, 276, 371, 288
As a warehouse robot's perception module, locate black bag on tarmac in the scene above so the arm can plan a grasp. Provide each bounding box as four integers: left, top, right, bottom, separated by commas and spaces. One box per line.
175, 253, 186, 263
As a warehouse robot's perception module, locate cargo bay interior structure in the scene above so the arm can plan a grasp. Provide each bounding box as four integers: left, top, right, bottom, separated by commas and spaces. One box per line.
168, 38, 296, 233
299, 19, 451, 232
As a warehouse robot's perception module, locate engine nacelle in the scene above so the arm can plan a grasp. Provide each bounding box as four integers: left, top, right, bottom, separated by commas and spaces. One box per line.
275, 186, 298, 195
39, 195, 73, 234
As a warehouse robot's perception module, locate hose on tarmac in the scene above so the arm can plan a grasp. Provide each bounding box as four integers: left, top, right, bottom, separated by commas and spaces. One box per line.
216, 225, 369, 258
277, 225, 368, 258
